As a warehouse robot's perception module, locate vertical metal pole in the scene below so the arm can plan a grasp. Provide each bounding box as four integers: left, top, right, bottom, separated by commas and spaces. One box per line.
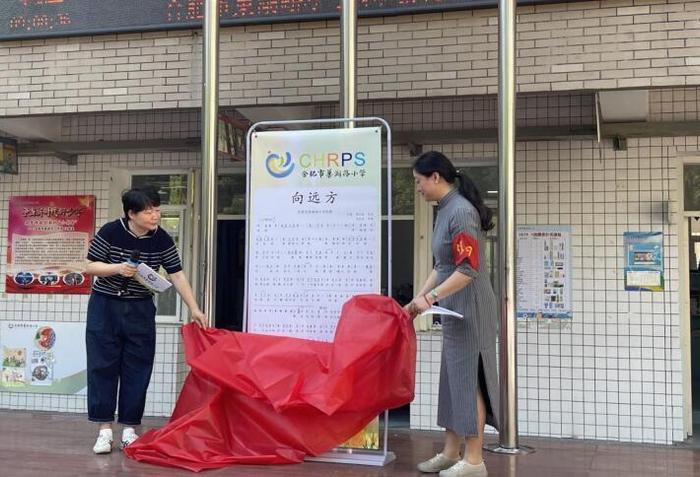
340, 0, 356, 126
498, 0, 518, 450
383, 124, 392, 458
200, 0, 219, 327
487, 0, 531, 455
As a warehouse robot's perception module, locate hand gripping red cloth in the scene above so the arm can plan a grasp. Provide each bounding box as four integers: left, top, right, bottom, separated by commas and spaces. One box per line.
124, 295, 416, 471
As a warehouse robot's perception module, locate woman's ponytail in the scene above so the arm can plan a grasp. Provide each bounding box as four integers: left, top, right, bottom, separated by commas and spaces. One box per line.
456, 173, 494, 231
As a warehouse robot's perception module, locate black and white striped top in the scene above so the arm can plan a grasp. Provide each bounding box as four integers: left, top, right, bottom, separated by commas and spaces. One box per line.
87, 218, 182, 299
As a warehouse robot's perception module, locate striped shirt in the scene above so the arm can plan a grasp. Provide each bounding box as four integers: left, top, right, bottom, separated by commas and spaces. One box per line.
87, 218, 182, 299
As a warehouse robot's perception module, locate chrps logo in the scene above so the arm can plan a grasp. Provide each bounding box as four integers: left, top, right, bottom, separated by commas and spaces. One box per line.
265, 150, 366, 179
265, 152, 294, 178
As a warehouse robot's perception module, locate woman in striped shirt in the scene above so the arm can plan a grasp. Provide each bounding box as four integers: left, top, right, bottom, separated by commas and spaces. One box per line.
85, 186, 206, 455
405, 152, 499, 477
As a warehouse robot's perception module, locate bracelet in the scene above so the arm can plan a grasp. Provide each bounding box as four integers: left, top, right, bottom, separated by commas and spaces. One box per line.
429, 288, 439, 302
422, 295, 432, 307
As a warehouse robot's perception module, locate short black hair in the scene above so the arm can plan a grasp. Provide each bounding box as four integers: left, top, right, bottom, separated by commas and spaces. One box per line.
122, 186, 161, 217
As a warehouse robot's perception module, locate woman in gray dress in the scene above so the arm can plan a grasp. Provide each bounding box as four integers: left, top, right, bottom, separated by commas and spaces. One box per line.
405, 151, 499, 477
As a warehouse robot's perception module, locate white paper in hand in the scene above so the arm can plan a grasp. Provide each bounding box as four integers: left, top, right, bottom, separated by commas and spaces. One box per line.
420, 305, 463, 319
135, 263, 172, 293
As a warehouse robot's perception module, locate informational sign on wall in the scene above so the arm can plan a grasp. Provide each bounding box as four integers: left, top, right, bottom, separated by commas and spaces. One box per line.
5, 195, 95, 294
246, 127, 381, 342
0, 321, 87, 394
516, 226, 573, 320
624, 231, 664, 292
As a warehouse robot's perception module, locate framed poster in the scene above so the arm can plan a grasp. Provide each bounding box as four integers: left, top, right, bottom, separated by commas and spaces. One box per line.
5, 195, 96, 294
516, 226, 573, 320
624, 232, 664, 292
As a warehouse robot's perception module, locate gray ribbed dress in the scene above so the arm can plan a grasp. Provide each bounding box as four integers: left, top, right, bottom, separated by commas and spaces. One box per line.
433, 188, 500, 437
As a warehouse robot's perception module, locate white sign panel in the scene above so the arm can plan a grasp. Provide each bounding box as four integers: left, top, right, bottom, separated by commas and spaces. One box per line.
516, 226, 572, 320
247, 127, 382, 341
0, 321, 87, 394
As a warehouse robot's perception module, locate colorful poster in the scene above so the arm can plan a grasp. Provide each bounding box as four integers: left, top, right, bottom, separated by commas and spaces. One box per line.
624, 232, 664, 291
0, 321, 87, 394
5, 195, 95, 294
516, 226, 573, 320
246, 127, 382, 342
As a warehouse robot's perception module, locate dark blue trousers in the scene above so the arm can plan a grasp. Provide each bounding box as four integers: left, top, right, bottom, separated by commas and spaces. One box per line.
86, 292, 156, 425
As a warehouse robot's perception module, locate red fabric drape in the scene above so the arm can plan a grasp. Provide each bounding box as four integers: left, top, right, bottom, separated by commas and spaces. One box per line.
124, 295, 416, 471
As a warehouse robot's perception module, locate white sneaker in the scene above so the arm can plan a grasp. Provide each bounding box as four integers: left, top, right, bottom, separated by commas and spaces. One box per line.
120, 427, 139, 449
439, 460, 488, 477
93, 430, 113, 454
417, 453, 460, 473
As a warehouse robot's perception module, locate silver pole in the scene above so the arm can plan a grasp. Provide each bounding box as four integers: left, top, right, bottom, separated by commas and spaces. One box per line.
340, 0, 357, 125
200, 0, 219, 327
486, 0, 532, 455
498, 0, 518, 449
384, 123, 392, 457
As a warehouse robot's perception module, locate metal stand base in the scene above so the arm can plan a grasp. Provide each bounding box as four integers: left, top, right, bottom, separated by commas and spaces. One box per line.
306, 450, 396, 466
484, 443, 535, 455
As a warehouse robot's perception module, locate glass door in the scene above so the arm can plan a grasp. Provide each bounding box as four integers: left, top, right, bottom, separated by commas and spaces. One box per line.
381, 167, 415, 306
131, 173, 191, 323
154, 212, 184, 321
216, 172, 247, 331
684, 162, 700, 435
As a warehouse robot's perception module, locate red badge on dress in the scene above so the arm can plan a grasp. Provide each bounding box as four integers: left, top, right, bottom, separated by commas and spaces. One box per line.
452, 233, 479, 270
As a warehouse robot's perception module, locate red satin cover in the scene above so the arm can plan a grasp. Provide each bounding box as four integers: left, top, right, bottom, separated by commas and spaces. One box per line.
124, 295, 416, 472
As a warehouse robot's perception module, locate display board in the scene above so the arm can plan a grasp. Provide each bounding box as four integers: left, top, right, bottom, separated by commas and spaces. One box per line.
623, 231, 664, 292
1, 0, 563, 40
5, 195, 95, 295
0, 321, 87, 394
246, 127, 381, 342
516, 225, 573, 320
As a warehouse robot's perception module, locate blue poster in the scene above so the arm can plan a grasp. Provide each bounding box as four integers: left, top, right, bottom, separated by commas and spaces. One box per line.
623, 232, 664, 292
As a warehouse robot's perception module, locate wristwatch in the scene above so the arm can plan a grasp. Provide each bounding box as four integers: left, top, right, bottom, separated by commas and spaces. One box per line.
428, 288, 439, 303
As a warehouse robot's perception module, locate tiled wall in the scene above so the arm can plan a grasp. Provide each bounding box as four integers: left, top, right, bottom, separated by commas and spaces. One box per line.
410, 135, 697, 444
1, 94, 698, 444
320, 90, 597, 131
0, 0, 698, 115
650, 87, 700, 122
